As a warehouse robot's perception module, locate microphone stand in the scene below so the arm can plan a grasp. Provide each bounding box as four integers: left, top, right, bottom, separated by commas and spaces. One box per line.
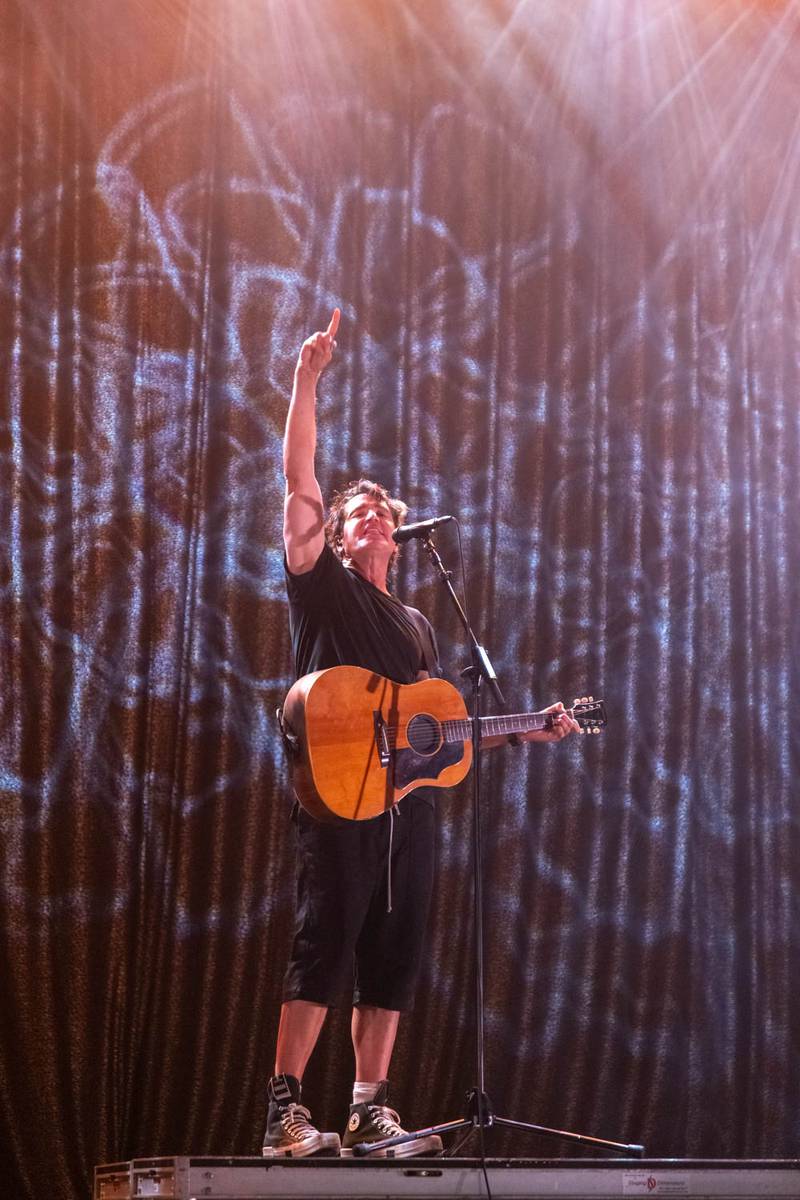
351, 531, 644, 1160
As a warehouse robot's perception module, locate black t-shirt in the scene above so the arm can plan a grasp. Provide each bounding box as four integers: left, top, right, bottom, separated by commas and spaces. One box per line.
285, 543, 439, 683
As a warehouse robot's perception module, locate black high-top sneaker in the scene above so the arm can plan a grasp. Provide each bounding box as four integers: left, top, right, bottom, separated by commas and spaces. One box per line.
340, 1081, 443, 1158
262, 1074, 341, 1158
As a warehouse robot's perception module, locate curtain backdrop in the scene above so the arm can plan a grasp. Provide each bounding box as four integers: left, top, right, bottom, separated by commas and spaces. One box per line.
1, 3, 798, 1198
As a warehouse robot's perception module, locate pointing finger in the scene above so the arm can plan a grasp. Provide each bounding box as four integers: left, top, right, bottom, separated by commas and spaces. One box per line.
326, 308, 341, 339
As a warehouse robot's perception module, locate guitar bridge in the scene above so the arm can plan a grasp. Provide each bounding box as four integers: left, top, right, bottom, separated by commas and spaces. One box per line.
373, 711, 391, 767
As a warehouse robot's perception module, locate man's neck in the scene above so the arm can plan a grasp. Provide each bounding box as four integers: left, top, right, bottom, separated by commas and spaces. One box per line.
345, 553, 390, 594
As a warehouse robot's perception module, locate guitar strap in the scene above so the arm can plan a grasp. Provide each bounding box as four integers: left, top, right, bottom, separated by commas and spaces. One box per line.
276, 706, 299, 758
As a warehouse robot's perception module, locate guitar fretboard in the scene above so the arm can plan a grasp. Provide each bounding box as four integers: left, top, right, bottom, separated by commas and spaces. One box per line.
442, 713, 552, 742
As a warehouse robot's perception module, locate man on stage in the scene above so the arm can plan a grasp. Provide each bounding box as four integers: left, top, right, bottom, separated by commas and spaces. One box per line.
263, 308, 579, 1159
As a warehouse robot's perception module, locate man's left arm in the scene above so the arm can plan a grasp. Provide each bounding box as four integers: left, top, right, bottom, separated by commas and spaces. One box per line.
482, 701, 580, 749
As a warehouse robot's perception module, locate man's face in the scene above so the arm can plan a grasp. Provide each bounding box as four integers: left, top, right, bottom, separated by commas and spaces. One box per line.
340, 492, 397, 565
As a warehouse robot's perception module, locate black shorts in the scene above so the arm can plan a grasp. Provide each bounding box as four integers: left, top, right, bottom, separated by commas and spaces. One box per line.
282, 792, 435, 1011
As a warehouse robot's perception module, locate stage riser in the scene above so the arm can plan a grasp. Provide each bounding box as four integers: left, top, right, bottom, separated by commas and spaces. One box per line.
94, 1158, 800, 1200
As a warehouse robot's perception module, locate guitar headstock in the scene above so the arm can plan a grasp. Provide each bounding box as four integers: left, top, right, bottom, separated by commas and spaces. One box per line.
571, 696, 607, 733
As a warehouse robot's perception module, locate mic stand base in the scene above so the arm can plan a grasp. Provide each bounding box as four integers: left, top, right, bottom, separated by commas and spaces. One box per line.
350, 1087, 645, 1158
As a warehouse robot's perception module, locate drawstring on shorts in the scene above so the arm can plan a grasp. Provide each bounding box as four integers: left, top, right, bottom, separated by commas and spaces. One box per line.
386, 804, 398, 913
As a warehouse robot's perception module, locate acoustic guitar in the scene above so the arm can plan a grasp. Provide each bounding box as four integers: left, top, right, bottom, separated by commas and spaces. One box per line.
279, 665, 606, 822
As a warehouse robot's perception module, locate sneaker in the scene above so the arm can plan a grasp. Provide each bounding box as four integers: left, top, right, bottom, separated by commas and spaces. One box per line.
262, 1074, 341, 1159
340, 1081, 443, 1159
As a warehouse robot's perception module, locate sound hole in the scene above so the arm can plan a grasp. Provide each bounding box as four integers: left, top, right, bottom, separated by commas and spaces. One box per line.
406, 713, 442, 756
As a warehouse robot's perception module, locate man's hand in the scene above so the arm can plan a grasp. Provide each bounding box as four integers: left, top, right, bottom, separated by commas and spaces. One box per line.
520, 701, 581, 744
297, 308, 340, 378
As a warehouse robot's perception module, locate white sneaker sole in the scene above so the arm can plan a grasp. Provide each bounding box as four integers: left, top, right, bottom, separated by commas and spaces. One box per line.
341, 1134, 443, 1159
262, 1133, 341, 1159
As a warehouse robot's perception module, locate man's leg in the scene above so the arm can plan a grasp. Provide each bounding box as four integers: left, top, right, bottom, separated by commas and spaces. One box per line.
342, 1003, 442, 1158
351, 1004, 400, 1080
263, 1001, 339, 1158
340, 798, 441, 1158
275, 999, 328, 1077
266, 810, 379, 1159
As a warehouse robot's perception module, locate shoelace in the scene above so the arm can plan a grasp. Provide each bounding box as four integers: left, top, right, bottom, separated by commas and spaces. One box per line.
279, 1103, 316, 1140
367, 1104, 405, 1137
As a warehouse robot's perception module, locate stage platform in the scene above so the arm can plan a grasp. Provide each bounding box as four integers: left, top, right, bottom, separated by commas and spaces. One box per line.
94, 1156, 800, 1200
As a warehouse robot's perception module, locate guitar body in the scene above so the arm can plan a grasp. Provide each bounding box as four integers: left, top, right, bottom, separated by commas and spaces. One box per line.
282, 666, 472, 821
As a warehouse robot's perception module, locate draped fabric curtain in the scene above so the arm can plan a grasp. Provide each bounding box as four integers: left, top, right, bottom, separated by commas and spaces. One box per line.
1, 3, 798, 1198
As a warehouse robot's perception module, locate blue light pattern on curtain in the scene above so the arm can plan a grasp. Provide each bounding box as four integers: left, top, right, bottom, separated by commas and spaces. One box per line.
1, 3, 798, 1198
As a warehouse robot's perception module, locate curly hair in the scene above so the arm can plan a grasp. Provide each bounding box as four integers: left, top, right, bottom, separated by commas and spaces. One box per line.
325, 478, 408, 573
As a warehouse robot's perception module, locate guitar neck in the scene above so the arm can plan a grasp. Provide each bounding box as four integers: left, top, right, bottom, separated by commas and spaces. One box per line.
444, 713, 554, 742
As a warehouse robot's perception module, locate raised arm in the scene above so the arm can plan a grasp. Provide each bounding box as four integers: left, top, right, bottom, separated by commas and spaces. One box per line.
283, 308, 340, 574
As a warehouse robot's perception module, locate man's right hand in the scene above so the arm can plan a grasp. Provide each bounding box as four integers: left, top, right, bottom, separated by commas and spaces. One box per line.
296, 308, 340, 378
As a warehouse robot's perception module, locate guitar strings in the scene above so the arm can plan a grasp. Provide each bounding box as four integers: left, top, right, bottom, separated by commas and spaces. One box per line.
379, 716, 563, 748
377, 709, 601, 749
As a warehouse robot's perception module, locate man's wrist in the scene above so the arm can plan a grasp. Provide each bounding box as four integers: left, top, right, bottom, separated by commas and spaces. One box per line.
294, 364, 320, 384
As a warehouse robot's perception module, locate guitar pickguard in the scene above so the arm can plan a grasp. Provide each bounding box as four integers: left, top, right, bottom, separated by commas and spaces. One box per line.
392, 740, 465, 790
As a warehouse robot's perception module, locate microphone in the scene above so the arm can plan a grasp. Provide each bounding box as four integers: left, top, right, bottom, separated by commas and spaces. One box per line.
392, 515, 455, 544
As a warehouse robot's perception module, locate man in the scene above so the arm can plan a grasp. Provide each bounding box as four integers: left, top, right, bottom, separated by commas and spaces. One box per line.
263, 309, 579, 1159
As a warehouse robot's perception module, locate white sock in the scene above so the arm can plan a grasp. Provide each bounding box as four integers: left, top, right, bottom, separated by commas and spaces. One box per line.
352, 1080, 381, 1105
